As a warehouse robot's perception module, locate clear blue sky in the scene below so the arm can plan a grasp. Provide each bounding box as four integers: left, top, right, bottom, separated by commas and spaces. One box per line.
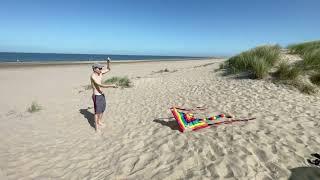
0, 0, 319, 56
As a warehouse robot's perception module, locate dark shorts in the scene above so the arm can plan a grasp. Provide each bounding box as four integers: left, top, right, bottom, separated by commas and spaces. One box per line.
92, 94, 106, 114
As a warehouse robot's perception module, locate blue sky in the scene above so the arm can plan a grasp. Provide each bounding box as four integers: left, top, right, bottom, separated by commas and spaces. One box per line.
0, 0, 319, 56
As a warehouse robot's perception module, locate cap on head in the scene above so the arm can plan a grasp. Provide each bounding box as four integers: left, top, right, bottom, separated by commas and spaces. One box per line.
92, 63, 104, 69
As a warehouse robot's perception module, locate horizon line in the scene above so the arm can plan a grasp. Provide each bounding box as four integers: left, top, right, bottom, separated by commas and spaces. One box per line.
0, 51, 215, 58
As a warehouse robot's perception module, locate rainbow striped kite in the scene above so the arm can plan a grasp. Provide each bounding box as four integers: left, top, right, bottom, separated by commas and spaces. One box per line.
170, 107, 225, 132
170, 107, 256, 132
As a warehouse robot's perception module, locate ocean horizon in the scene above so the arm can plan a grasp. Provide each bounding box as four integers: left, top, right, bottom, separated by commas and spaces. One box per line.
0, 52, 206, 62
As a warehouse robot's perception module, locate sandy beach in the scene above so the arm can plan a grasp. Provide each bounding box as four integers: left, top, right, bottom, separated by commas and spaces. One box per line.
0, 59, 319, 179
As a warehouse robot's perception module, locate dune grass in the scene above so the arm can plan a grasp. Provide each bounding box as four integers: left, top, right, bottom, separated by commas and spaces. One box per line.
283, 40, 320, 94
215, 62, 227, 72
298, 49, 320, 71
155, 68, 170, 73
288, 40, 320, 71
84, 84, 92, 90
310, 73, 320, 86
226, 45, 281, 79
274, 61, 301, 80
273, 61, 319, 94
287, 40, 320, 56
153, 68, 178, 74
293, 82, 317, 95
104, 76, 131, 88
250, 57, 270, 79
279, 80, 317, 95
27, 101, 42, 113
224, 42, 319, 94
219, 63, 226, 69
252, 45, 281, 66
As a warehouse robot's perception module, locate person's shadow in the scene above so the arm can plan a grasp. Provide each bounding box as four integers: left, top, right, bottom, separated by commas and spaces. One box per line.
153, 117, 180, 131
289, 167, 320, 180
79, 108, 95, 129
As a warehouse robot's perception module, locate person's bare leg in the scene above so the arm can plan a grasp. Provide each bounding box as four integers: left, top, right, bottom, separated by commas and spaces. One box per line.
95, 113, 101, 132
98, 113, 105, 127
97, 113, 101, 125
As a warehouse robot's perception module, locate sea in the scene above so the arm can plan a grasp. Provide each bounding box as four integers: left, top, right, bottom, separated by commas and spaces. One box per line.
0, 52, 203, 62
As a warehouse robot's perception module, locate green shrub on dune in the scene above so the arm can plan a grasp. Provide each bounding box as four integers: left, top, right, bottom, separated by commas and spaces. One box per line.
250, 57, 270, 79
223, 41, 319, 94
288, 40, 320, 55
253, 45, 281, 66
84, 84, 92, 90
219, 63, 226, 69
227, 45, 281, 78
274, 61, 301, 80
288, 40, 320, 71
284, 40, 320, 94
310, 73, 320, 86
104, 77, 121, 84
117, 77, 131, 87
105, 76, 131, 88
227, 53, 252, 73
280, 80, 317, 95
297, 83, 317, 95
299, 49, 320, 71
27, 101, 42, 113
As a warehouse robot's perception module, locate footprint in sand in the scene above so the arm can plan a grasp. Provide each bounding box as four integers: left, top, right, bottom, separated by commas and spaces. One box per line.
210, 144, 225, 156
240, 146, 253, 155
271, 144, 278, 154
254, 148, 268, 162
265, 162, 288, 179
206, 163, 220, 178
205, 151, 217, 161
295, 137, 303, 144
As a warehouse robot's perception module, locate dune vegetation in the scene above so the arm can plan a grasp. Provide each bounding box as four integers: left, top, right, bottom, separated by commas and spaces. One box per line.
105, 76, 132, 88
226, 45, 281, 79
221, 41, 320, 94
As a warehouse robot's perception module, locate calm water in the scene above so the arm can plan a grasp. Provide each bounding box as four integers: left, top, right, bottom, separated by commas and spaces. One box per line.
0, 52, 201, 62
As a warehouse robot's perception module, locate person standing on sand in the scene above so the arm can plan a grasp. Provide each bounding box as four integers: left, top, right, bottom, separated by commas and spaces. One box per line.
90, 57, 117, 132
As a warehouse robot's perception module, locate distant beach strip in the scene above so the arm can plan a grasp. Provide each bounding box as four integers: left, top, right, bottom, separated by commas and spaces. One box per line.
0, 52, 212, 63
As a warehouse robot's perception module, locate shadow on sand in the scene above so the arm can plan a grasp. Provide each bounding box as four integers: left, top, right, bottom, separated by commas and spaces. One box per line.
288, 167, 320, 180
79, 108, 95, 129
153, 117, 180, 132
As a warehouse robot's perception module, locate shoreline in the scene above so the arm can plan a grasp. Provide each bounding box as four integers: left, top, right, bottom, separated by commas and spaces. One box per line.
0, 57, 224, 68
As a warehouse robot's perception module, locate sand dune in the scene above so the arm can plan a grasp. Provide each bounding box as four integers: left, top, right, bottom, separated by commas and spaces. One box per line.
0, 59, 319, 179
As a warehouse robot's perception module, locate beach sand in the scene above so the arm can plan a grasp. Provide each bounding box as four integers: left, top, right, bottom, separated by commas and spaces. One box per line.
0, 59, 319, 179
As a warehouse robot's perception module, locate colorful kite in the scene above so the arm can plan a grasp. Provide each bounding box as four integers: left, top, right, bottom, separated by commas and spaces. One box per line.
170, 106, 255, 132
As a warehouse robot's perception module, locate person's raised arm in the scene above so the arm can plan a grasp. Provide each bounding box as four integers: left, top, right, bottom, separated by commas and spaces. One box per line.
101, 57, 111, 74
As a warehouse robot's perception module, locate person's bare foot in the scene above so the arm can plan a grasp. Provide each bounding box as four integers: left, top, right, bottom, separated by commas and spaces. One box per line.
98, 123, 105, 128
96, 128, 101, 133
95, 124, 100, 132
